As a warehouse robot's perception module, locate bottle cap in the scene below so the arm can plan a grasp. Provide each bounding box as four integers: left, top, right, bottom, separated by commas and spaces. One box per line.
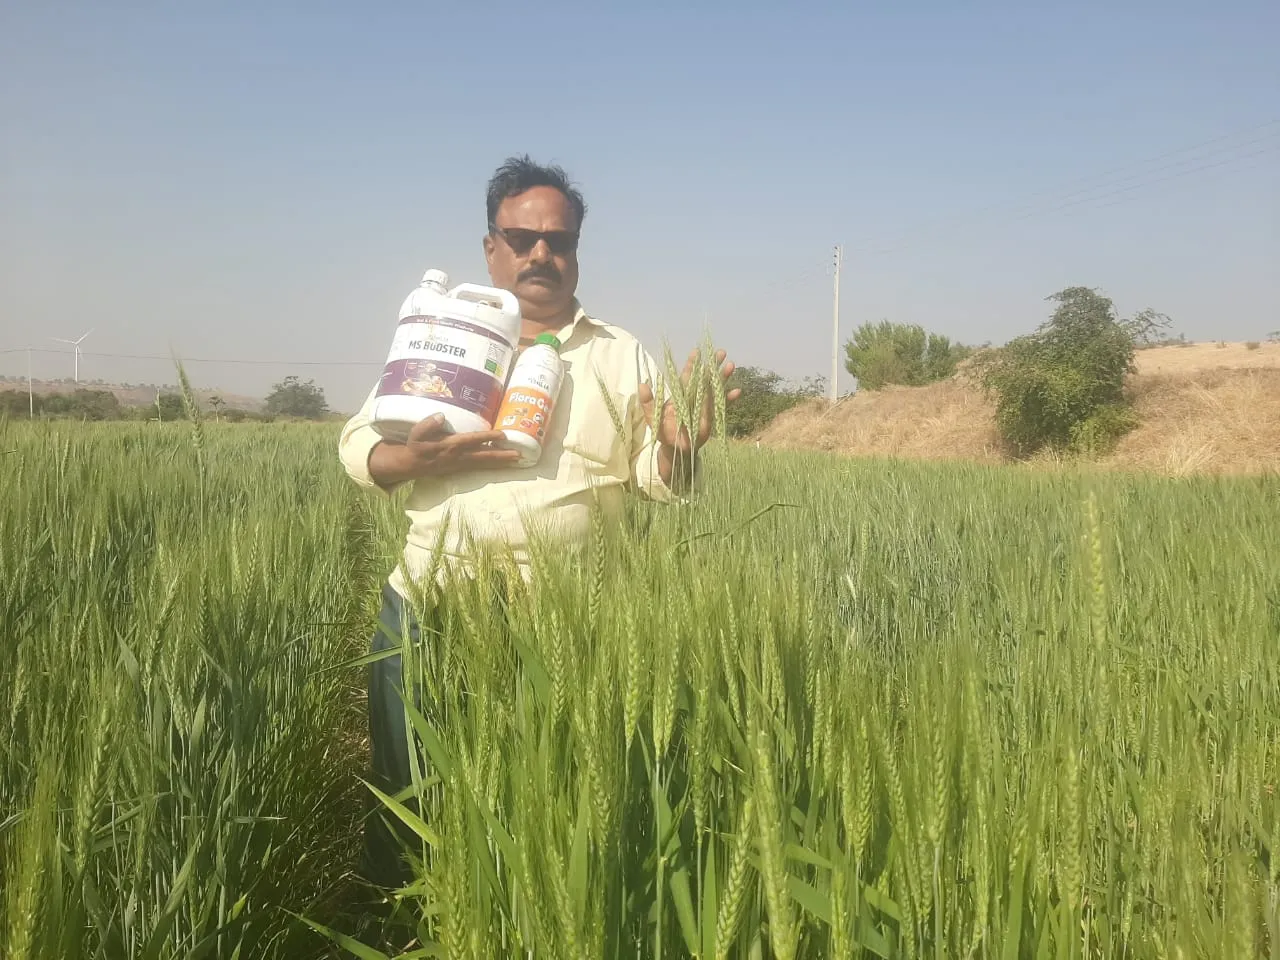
421, 268, 449, 289
533, 333, 562, 350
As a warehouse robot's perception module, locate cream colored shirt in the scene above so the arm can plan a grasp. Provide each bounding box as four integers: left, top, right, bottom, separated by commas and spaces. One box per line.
338, 301, 680, 596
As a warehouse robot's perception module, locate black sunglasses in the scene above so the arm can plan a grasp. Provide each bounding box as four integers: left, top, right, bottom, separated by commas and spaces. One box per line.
491, 224, 579, 256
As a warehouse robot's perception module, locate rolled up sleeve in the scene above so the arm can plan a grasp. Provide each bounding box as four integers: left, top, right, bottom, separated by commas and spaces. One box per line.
338, 385, 398, 495
629, 346, 686, 504
631, 422, 680, 503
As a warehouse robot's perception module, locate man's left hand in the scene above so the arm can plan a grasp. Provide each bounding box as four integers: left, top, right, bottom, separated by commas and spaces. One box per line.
639, 347, 742, 458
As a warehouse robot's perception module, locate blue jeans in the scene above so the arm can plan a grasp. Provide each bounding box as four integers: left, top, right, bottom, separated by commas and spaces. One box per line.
359, 582, 433, 889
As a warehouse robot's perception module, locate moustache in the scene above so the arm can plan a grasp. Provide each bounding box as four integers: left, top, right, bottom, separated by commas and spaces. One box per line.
518, 264, 561, 285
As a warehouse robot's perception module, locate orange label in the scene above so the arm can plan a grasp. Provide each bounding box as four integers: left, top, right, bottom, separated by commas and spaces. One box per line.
495, 386, 554, 440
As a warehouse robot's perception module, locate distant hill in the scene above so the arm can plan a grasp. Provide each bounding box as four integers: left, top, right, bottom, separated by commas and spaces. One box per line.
0, 377, 264, 413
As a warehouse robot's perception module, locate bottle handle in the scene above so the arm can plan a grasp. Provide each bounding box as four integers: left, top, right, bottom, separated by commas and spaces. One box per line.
450, 283, 520, 317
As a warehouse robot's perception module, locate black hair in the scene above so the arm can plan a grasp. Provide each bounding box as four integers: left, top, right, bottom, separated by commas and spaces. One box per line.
485, 155, 587, 232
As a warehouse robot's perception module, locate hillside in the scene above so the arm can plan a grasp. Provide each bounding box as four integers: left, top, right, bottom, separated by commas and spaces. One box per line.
756, 341, 1280, 476
0, 377, 264, 412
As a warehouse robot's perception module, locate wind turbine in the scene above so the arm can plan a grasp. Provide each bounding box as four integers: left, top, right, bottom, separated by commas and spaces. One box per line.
52, 330, 93, 383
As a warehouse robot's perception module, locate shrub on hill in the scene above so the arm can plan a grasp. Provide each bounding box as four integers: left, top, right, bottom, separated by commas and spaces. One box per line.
723, 366, 824, 437
974, 286, 1158, 457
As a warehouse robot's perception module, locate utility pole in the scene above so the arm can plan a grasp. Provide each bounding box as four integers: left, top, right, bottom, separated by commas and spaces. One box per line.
27, 347, 33, 418
830, 244, 842, 403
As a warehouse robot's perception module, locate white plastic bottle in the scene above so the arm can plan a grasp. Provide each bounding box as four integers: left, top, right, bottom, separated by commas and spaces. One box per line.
493, 333, 565, 466
370, 269, 522, 441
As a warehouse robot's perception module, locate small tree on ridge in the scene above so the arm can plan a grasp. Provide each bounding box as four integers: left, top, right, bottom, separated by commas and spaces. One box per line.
843, 321, 972, 390
265, 376, 328, 419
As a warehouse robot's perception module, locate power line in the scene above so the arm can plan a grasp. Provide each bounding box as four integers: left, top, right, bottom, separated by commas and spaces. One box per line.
5, 119, 1275, 381
1006, 144, 1278, 222
843, 118, 1279, 259
1082, 150, 1278, 215
855, 139, 1278, 261
707, 119, 1279, 316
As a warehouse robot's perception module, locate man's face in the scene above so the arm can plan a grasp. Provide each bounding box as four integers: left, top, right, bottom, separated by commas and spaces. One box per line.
483, 185, 580, 323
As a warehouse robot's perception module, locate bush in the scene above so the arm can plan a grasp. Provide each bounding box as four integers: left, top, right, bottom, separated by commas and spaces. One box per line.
1123, 308, 1174, 347
1069, 403, 1140, 457
723, 366, 824, 437
1138, 332, 1188, 349
0, 389, 272, 423
843, 321, 972, 390
977, 287, 1141, 457
1245, 341, 1260, 351
156, 392, 188, 421
0, 389, 122, 421
265, 376, 329, 419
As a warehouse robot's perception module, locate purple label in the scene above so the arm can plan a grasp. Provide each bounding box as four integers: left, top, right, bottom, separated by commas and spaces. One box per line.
399, 314, 511, 345
377, 358, 505, 421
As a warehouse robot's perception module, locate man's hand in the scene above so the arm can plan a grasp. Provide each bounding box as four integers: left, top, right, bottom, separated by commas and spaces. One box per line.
638, 348, 741, 485
368, 414, 520, 489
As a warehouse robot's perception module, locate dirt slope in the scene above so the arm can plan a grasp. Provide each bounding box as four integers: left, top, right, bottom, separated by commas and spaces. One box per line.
756, 342, 1280, 476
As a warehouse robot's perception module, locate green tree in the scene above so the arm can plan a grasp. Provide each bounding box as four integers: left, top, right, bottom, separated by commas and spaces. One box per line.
723, 366, 824, 438
843, 320, 971, 390
156, 393, 187, 421
0, 391, 34, 417
264, 376, 329, 419
1123, 308, 1174, 347
27, 389, 121, 421
72, 390, 122, 421
975, 286, 1146, 457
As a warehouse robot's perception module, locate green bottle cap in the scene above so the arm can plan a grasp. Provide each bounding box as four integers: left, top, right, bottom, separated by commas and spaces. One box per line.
533, 333, 562, 350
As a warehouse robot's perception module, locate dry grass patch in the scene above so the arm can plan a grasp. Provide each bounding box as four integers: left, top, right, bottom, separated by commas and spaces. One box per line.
756, 377, 1002, 464
1133, 340, 1280, 374
757, 343, 1280, 476
1104, 368, 1280, 476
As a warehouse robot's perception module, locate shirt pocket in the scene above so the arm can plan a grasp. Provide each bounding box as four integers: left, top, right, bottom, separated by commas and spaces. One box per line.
561, 371, 626, 470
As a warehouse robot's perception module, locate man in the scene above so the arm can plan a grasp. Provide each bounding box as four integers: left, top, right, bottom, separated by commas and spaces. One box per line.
338, 156, 740, 887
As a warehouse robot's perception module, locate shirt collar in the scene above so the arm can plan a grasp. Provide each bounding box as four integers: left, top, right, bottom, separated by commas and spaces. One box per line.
543, 299, 602, 345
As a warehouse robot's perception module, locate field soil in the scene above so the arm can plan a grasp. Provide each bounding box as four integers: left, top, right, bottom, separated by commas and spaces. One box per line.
757, 341, 1280, 475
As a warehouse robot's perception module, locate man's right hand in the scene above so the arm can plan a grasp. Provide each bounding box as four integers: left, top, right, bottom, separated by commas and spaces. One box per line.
367, 413, 520, 488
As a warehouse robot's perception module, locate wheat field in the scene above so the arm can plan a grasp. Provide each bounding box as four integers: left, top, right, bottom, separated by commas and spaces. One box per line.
1, 417, 1277, 958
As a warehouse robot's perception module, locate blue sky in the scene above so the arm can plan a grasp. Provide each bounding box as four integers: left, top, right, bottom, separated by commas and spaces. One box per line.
2, 1, 1276, 410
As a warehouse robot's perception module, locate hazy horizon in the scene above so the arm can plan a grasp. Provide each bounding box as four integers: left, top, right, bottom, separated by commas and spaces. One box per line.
3, 2, 1277, 413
